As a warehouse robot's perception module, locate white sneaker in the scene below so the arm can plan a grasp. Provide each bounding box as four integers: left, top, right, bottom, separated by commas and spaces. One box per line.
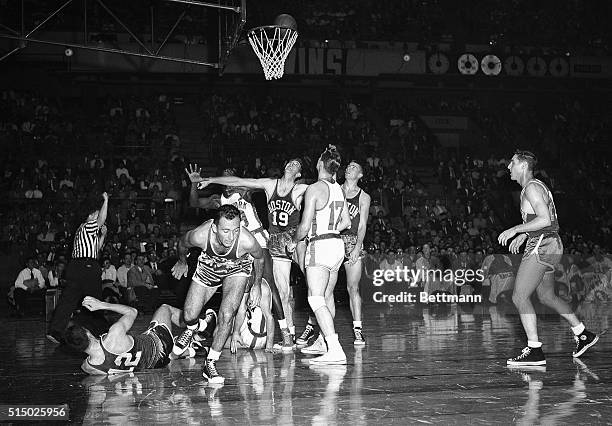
301, 334, 327, 355
309, 348, 347, 365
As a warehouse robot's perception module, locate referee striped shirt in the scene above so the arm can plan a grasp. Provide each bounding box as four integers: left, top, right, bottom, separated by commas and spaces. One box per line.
72, 219, 101, 259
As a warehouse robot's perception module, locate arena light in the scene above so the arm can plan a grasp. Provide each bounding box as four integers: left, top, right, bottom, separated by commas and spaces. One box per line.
481, 54, 501, 76
458, 53, 478, 75
428, 52, 449, 74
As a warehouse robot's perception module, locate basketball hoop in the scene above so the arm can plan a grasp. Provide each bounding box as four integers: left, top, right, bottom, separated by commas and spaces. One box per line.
248, 25, 298, 80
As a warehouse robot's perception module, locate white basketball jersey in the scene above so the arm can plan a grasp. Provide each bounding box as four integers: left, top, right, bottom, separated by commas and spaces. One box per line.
221, 192, 264, 232
239, 306, 267, 349
309, 179, 346, 238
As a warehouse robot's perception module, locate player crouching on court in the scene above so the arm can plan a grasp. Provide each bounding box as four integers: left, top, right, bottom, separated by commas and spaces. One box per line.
227, 277, 275, 352
288, 145, 351, 365
65, 296, 215, 375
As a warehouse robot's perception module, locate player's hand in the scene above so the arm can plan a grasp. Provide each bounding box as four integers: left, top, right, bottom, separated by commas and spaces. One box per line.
498, 227, 518, 246
171, 260, 188, 279
229, 333, 243, 354
100, 224, 107, 236
185, 163, 204, 184
248, 282, 262, 308
197, 178, 212, 190
102, 192, 109, 201
509, 233, 527, 254
82, 296, 106, 312
285, 241, 297, 258
348, 248, 360, 265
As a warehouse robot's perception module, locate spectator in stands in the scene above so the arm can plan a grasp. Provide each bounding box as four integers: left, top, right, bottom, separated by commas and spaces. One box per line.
11, 257, 46, 315
48, 261, 67, 288
127, 253, 158, 312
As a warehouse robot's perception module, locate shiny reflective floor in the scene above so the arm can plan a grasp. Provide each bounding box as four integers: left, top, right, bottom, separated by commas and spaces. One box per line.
1, 302, 611, 424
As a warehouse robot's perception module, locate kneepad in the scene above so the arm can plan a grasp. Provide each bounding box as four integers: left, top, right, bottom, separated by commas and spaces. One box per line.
308, 295, 326, 312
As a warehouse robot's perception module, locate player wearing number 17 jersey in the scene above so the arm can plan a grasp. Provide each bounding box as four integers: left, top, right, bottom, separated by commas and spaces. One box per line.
288, 145, 351, 365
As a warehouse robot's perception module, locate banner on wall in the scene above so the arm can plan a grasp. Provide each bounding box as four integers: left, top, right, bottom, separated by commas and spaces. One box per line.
284, 48, 427, 76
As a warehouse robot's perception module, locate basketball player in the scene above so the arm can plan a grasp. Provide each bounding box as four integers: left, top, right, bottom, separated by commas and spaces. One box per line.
341, 161, 371, 345
195, 159, 308, 347
186, 166, 294, 351
499, 150, 599, 366
170, 205, 265, 383
228, 276, 274, 352
297, 161, 371, 347
65, 296, 216, 375
287, 145, 351, 364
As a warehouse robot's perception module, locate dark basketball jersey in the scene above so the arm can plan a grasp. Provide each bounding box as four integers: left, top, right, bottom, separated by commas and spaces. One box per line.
267, 180, 300, 234
342, 189, 361, 236
520, 179, 559, 237
85, 335, 146, 375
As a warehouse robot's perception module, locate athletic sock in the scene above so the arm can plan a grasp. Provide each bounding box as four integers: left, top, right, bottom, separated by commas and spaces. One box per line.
278, 319, 288, 329
198, 318, 207, 332
572, 323, 585, 336
353, 321, 362, 329
185, 319, 199, 330
207, 349, 221, 361
289, 326, 295, 335
527, 340, 542, 348
325, 333, 341, 351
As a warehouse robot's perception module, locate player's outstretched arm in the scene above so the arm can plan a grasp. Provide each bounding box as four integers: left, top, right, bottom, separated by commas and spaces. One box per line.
199, 176, 274, 193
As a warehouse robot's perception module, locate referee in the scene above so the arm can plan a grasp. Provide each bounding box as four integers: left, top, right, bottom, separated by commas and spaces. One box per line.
47, 192, 109, 344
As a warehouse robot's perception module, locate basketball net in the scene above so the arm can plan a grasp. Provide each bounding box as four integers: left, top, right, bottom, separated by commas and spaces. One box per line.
248, 26, 298, 80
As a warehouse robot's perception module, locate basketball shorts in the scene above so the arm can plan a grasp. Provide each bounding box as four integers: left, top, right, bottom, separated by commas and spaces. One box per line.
305, 237, 344, 272
137, 321, 174, 369
341, 234, 366, 263
192, 253, 253, 288
268, 228, 296, 261
523, 233, 563, 273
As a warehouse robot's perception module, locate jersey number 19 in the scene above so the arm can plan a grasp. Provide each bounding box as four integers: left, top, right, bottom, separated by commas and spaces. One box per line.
271, 211, 289, 227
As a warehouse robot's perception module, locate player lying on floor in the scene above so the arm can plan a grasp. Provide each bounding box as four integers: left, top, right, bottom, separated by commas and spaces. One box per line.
65, 296, 216, 375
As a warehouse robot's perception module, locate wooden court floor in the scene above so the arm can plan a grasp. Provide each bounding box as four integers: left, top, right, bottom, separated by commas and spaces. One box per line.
0, 302, 610, 425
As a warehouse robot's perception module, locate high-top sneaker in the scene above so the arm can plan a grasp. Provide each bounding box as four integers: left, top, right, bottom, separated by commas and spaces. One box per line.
296, 324, 315, 346
273, 328, 296, 352
507, 346, 546, 366
353, 327, 366, 346
572, 330, 599, 358
202, 359, 225, 384
173, 327, 196, 356
301, 334, 327, 355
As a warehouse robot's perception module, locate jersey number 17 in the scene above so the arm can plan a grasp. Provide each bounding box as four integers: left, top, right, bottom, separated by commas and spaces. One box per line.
328, 201, 344, 230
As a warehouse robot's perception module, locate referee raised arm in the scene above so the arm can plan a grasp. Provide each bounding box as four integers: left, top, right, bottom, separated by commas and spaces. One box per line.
47, 193, 109, 344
